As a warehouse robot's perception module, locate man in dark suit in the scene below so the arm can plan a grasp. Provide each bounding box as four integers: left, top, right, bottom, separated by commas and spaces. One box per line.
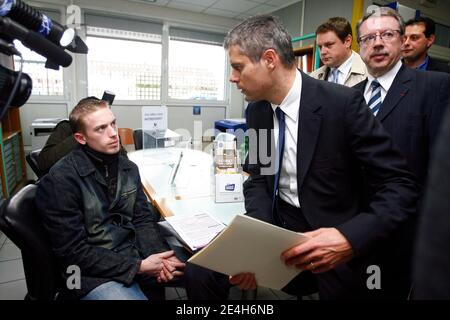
413, 106, 450, 299
185, 15, 418, 300
353, 7, 450, 298
402, 16, 450, 73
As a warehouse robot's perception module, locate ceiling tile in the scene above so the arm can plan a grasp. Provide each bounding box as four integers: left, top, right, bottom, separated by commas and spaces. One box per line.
266, 0, 301, 7
167, 1, 206, 12
136, 0, 170, 6
204, 8, 240, 18
212, 0, 257, 13
245, 4, 277, 15
171, 0, 217, 6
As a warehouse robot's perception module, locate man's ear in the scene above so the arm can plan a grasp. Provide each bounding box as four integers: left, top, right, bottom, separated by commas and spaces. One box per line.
344, 35, 352, 48
74, 132, 87, 145
262, 49, 278, 70
426, 34, 435, 48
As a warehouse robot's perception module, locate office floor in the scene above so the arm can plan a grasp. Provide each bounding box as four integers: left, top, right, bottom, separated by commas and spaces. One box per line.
0, 230, 301, 300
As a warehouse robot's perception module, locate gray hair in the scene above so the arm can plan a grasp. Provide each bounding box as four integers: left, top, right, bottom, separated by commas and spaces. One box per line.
356, 7, 405, 40
224, 15, 296, 68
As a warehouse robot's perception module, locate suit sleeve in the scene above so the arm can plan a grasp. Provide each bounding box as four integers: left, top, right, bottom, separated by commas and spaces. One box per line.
243, 103, 274, 224
336, 90, 420, 257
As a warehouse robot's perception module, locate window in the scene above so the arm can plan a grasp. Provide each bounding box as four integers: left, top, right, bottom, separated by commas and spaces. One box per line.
169, 28, 226, 101
85, 14, 162, 100
13, 41, 64, 96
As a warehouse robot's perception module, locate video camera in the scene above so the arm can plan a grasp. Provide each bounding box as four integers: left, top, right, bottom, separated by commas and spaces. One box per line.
0, 0, 88, 120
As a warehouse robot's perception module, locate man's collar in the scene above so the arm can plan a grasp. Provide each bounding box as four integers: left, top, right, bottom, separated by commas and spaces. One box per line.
72, 145, 132, 177
271, 69, 301, 122
367, 59, 402, 92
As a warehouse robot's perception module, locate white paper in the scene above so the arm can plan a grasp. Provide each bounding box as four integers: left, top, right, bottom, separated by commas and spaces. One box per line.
142, 106, 168, 131
165, 212, 225, 252
188, 214, 310, 290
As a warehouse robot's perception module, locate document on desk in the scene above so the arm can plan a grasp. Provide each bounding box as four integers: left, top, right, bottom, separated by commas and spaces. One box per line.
188, 214, 310, 290
165, 212, 225, 252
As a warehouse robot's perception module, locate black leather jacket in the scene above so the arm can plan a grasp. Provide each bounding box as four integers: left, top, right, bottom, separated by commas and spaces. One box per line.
36, 146, 169, 299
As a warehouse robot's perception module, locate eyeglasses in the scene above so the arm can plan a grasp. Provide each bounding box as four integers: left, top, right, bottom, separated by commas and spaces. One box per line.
358, 30, 401, 47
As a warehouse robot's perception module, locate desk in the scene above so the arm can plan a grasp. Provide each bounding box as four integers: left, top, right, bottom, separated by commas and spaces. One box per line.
129, 148, 245, 225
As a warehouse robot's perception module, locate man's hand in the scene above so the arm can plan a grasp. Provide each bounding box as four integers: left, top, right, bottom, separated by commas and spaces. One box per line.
157, 256, 186, 283
281, 228, 354, 274
138, 250, 175, 277
229, 273, 257, 290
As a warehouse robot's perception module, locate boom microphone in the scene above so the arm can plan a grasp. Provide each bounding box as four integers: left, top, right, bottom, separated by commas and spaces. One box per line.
0, 0, 77, 49
0, 17, 72, 67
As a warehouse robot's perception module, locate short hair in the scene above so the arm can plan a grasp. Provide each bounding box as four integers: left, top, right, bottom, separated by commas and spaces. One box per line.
69, 98, 108, 133
224, 15, 296, 68
316, 17, 353, 42
356, 7, 405, 40
405, 16, 435, 38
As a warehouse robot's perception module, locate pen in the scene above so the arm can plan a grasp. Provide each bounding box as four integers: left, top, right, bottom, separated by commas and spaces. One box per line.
170, 151, 183, 185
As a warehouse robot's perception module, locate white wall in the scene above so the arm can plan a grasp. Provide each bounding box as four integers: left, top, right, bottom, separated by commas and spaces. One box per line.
19, 0, 244, 145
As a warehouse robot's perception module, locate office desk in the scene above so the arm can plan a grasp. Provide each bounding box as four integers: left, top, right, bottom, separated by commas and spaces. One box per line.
128, 148, 245, 225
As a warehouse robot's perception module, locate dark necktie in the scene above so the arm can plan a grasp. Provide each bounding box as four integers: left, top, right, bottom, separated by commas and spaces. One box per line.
272, 107, 285, 215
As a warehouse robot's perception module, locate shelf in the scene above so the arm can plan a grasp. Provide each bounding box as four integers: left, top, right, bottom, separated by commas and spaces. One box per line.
293, 45, 314, 56
2, 130, 21, 142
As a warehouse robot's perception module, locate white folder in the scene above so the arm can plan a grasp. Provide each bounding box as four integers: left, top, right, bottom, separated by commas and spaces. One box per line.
188, 214, 310, 290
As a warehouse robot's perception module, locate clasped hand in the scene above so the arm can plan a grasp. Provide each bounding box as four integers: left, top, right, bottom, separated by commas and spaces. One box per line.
138, 250, 185, 283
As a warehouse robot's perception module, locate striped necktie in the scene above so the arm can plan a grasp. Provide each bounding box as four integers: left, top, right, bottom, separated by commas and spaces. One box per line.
368, 80, 382, 115
272, 107, 285, 217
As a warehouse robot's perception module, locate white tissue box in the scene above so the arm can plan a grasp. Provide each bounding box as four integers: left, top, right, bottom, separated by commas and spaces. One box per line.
215, 173, 244, 203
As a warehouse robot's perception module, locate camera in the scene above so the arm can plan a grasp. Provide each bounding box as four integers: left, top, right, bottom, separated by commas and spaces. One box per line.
0, 0, 88, 120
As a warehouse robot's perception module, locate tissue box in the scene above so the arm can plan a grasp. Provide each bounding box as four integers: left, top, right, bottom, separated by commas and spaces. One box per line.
215, 173, 244, 203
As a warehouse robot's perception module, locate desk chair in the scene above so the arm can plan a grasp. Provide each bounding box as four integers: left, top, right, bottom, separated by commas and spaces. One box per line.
118, 128, 135, 146
133, 128, 143, 150
26, 149, 44, 179
0, 184, 62, 300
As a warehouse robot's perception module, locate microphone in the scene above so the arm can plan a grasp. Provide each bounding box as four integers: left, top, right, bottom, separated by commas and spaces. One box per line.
0, 0, 87, 53
0, 17, 72, 68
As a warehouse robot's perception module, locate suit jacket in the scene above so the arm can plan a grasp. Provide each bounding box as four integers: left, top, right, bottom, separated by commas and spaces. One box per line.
309, 51, 367, 87
354, 64, 450, 184
413, 107, 450, 299
244, 72, 418, 262
427, 57, 450, 74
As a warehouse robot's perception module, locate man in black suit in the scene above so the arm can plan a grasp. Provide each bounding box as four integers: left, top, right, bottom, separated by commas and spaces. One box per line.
185, 15, 418, 300
402, 16, 450, 73
413, 107, 450, 299
353, 7, 450, 298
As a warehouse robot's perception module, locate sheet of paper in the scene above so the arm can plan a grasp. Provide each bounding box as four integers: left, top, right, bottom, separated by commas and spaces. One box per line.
165, 212, 225, 252
188, 214, 310, 290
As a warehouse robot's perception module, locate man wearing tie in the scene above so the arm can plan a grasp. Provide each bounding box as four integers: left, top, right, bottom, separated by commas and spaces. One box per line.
353, 7, 450, 298
310, 17, 367, 87
185, 15, 418, 299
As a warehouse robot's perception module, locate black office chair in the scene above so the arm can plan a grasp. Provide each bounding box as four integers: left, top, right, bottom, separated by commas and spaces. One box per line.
0, 184, 62, 300
26, 149, 44, 179
133, 129, 143, 150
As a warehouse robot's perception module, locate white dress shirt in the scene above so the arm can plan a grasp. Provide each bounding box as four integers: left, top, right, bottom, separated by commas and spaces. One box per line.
364, 60, 402, 105
327, 52, 354, 85
271, 69, 302, 208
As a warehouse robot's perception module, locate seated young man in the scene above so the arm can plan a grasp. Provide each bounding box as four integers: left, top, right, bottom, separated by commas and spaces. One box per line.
37, 96, 128, 175
36, 98, 186, 300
